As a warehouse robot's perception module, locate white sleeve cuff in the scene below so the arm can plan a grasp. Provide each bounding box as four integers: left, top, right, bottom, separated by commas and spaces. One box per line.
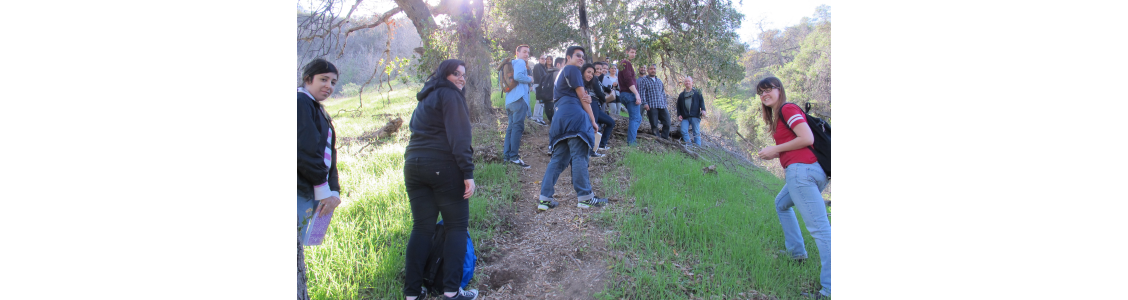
313, 183, 333, 200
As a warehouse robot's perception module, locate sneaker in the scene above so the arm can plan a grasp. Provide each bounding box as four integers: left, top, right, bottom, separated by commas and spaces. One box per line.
510, 159, 531, 169
578, 197, 608, 208
442, 288, 478, 300
532, 118, 547, 126
779, 250, 807, 262
546, 146, 553, 156
538, 199, 559, 211
590, 152, 605, 158
598, 146, 610, 151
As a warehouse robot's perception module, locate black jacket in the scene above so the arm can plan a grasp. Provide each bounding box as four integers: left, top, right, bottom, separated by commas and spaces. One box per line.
405, 78, 475, 179
675, 88, 707, 119
297, 92, 340, 199
585, 77, 608, 111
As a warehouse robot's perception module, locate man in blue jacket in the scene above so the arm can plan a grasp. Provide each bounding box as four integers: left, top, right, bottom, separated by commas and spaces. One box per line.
503, 44, 534, 169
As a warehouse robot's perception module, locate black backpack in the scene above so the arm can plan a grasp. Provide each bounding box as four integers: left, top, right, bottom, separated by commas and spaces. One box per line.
420, 221, 475, 297
782, 102, 831, 179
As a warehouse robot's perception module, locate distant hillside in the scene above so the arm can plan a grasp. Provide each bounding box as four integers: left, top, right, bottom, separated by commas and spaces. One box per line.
296, 14, 423, 94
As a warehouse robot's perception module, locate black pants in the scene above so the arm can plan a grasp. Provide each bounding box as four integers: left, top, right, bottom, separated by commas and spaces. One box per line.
543, 97, 556, 122
403, 157, 469, 296
647, 107, 671, 139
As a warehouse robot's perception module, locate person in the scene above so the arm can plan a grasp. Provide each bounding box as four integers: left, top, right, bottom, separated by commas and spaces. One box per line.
755, 77, 830, 300
503, 45, 535, 169
640, 64, 671, 139
530, 55, 549, 126
602, 63, 622, 116
675, 76, 706, 146
402, 59, 480, 300
297, 58, 343, 242
582, 63, 615, 155
593, 61, 617, 115
537, 46, 609, 211
297, 59, 344, 298
616, 46, 643, 145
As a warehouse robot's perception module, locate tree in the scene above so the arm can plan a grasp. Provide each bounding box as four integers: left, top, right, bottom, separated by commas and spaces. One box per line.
298, 0, 495, 122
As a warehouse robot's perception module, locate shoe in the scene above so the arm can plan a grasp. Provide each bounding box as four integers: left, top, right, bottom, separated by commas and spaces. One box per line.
578, 197, 608, 208
538, 199, 559, 211
510, 159, 531, 169
598, 146, 610, 151
779, 250, 807, 262
532, 118, 547, 126
590, 152, 605, 158
546, 146, 553, 156
800, 292, 829, 299
442, 288, 478, 300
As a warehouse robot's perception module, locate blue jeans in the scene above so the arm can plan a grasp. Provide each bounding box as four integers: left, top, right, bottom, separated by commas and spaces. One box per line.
504, 100, 530, 161
680, 117, 701, 145
538, 137, 593, 202
593, 106, 616, 148
775, 162, 831, 296
297, 193, 319, 243
619, 92, 642, 145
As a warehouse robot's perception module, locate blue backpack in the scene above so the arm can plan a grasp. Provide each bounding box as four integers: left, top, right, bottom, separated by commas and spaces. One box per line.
421, 220, 475, 296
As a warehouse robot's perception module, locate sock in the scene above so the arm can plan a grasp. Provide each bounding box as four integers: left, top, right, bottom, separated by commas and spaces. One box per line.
406, 297, 417, 300
444, 291, 457, 297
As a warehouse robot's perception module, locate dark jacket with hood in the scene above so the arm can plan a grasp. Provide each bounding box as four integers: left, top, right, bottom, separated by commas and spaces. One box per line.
297, 92, 340, 200
675, 88, 707, 119
405, 78, 475, 180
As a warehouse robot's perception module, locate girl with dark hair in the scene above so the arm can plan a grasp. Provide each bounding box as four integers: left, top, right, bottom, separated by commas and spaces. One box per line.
297, 58, 342, 240
581, 63, 615, 155
755, 77, 831, 299
402, 59, 479, 300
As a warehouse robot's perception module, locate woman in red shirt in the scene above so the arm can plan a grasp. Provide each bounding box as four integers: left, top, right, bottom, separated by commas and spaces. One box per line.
756, 77, 831, 299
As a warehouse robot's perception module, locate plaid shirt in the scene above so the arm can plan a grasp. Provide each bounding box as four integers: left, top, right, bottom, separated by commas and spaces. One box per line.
638, 76, 668, 109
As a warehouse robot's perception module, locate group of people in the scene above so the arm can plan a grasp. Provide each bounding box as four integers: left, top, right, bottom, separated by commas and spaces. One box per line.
296, 43, 830, 299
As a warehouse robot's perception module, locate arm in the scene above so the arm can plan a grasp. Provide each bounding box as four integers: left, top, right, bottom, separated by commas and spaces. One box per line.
696, 91, 706, 114
441, 90, 476, 180
513, 60, 533, 84
297, 98, 332, 199
576, 86, 599, 131
761, 122, 815, 157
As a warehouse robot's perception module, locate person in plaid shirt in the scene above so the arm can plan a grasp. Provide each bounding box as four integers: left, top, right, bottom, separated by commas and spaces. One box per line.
640, 64, 671, 139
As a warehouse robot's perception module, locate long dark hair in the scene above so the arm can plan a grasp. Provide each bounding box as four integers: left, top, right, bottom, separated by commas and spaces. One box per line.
426, 59, 466, 86
300, 58, 338, 87
757, 77, 788, 133
581, 63, 596, 86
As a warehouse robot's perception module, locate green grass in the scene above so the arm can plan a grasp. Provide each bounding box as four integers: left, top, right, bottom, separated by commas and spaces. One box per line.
304, 86, 515, 299
595, 149, 826, 300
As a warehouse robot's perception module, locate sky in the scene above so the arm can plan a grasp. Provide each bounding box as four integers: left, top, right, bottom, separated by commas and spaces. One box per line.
308, 0, 830, 49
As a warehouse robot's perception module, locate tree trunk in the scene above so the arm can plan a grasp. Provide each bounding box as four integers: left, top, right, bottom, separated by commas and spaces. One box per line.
297, 234, 309, 300
578, 0, 593, 63
456, 0, 493, 122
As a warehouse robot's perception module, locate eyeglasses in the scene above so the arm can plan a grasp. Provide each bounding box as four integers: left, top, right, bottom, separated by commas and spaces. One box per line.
758, 87, 776, 95
452, 72, 465, 78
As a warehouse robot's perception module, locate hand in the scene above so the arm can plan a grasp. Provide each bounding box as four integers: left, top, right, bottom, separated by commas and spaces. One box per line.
677, 116, 683, 121
592, 121, 600, 132
463, 179, 476, 199
635, 94, 641, 105
757, 146, 781, 160
315, 196, 341, 217
643, 104, 650, 111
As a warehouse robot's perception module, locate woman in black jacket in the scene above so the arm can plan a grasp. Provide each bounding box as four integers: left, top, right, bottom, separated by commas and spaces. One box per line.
582, 63, 615, 155
297, 58, 342, 241
402, 59, 479, 300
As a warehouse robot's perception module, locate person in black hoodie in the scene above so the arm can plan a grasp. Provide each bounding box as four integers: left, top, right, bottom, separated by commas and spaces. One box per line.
675, 76, 707, 146
402, 59, 479, 300
582, 63, 614, 155
297, 58, 342, 239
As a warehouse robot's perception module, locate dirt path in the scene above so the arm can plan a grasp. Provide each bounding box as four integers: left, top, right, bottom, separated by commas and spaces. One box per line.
473, 114, 635, 300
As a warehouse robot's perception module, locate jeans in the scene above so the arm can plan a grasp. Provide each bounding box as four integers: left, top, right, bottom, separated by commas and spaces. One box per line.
647, 107, 671, 139
504, 100, 529, 161
593, 106, 616, 148
539, 137, 593, 202
775, 162, 831, 296
619, 93, 642, 145
532, 100, 544, 122
297, 193, 318, 243
680, 117, 702, 145
403, 157, 470, 296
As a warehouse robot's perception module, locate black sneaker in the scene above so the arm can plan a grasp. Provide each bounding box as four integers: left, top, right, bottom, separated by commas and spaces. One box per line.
590, 152, 605, 158
578, 197, 608, 208
538, 199, 559, 211
442, 288, 478, 300
510, 159, 531, 169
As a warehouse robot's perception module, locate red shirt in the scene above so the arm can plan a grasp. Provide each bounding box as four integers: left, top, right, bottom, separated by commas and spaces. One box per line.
618, 60, 636, 93
773, 103, 818, 169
